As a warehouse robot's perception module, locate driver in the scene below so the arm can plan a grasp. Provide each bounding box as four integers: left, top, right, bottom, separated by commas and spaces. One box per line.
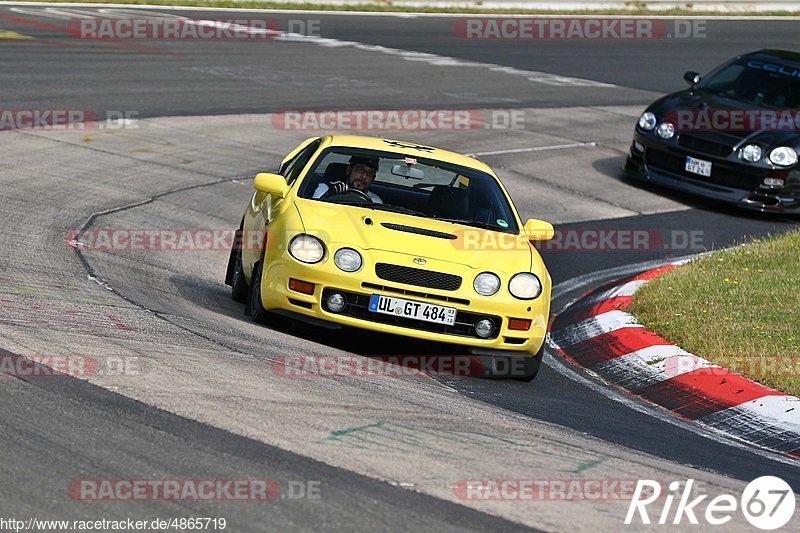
313, 156, 383, 204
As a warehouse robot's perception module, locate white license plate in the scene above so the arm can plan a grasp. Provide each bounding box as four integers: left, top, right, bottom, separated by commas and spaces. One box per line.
368, 294, 456, 326
685, 155, 712, 177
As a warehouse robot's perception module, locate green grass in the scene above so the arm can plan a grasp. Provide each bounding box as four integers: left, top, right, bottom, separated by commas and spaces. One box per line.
628, 231, 800, 396
13, 0, 800, 16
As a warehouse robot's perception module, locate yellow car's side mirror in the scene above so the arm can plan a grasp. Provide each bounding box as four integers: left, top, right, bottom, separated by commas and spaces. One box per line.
253, 173, 289, 198
523, 219, 555, 241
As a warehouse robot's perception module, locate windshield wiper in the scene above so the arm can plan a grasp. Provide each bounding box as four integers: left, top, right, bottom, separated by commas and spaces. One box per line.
360, 203, 427, 216
432, 218, 507, 231
694, 85, 720, 95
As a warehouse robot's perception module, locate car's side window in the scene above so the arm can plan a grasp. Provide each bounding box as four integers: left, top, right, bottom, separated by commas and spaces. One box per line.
282, 140, 321, 187
278, 141, 312, 174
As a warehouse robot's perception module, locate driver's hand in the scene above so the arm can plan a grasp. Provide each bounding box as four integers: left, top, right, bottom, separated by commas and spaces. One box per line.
328, 181, 347, 196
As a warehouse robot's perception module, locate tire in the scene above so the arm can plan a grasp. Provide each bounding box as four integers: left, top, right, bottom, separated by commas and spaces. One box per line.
512, 344, 544, 382
248, 260, 271, 324
230, 246, 249, 303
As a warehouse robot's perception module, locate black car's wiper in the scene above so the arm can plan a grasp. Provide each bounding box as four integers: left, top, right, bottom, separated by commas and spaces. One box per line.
696, 87, 785, 109
695, 85, 749, 101
694, 85, 722, 96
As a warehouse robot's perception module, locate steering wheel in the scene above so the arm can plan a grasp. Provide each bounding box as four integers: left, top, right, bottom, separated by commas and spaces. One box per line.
346, 188, 373, 203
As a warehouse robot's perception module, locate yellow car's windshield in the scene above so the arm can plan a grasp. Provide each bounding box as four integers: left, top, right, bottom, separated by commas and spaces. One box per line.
297, 148, 519, 233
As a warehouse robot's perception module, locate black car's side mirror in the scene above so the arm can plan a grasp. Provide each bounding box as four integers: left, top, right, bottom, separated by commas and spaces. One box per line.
683, 71, 702, 86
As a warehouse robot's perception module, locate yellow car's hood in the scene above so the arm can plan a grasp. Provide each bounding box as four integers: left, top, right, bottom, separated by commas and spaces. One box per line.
294, 199, 533, 273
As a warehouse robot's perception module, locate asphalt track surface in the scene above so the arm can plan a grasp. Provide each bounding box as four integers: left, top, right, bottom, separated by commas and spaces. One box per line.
1, 4, 800, 531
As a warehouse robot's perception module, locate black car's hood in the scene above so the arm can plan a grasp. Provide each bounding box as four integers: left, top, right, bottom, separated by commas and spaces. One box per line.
648, 88, 800, 148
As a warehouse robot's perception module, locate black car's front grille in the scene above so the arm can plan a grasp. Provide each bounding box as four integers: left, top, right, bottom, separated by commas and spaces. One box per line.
321, 288, 498, 339
677, 133, 737, 157
644, 150, 688, 174
645, 149, 764, 190
375, 263, 462, 291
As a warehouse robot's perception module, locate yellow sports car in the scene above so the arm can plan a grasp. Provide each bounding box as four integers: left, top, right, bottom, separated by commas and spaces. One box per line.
225, 135, 554, 380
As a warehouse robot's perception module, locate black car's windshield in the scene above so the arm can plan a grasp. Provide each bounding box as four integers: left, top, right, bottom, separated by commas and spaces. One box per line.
697, 57, 800, 107
297, 148, 519, 233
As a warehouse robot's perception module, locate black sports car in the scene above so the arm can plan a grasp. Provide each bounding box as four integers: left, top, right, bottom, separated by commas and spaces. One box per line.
624, 49, 800, 213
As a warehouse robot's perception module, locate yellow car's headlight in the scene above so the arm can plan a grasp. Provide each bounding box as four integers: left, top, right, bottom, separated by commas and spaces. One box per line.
473, 272, 500, 296
333, 248, 362, 272
509, 273, 542, 300
289, 234, 325, 264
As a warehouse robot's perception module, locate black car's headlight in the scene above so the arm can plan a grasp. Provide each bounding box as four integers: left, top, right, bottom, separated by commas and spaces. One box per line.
289, 234, 325, 264
740, 144, 763, 163
656, 122, 675, 139
769, 147, 798, 167
508, 273, 542, 300
638, 112, 657, 131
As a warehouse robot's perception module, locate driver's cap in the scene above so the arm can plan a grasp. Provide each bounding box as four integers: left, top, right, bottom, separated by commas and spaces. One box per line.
349, 156, 379, 170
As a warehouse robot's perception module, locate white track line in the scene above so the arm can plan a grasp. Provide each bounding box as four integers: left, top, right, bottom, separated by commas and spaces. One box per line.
3, 5, 617, 88
550, 309, 641, 348
4, 2, 800, 19
593, 349, 714, 391
467, 142, 598, 157
572, 278, 648, 307
275, 34, 615, 87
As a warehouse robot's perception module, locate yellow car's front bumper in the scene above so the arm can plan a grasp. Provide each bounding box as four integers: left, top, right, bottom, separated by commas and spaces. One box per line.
261, 251, 549, 357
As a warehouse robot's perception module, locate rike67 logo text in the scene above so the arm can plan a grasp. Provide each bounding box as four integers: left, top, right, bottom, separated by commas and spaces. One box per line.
626, 477, 795, 530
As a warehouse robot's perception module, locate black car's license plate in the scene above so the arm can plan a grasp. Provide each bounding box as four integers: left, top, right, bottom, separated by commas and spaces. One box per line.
685, 155, 712, 177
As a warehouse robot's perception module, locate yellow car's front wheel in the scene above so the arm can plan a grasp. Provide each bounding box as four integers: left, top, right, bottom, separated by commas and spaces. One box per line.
230, 245, 249, 303
516, 344, 542, 382
249, 260, 271, 325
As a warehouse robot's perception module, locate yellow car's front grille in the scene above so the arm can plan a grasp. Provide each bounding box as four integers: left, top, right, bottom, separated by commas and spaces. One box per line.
361, 282, 470, 306
375, 263, 462, 291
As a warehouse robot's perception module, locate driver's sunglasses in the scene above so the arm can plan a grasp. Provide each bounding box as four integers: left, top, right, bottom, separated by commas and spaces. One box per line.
351, 164, 377, 179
